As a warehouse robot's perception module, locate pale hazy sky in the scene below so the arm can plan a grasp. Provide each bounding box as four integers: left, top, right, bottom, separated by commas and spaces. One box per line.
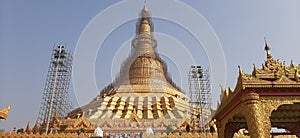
1, 0, 300, 131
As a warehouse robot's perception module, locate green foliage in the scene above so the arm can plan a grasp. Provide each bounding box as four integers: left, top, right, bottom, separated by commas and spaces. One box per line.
165, 125, 173, 135
185, 125, 190, 132
59, 125, 68, 132
17, 128, 24, 133
79, 128, 85, 133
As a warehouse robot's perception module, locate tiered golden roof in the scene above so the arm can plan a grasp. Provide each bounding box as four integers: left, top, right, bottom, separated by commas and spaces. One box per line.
239, 40, 300, 89
216, 39, 300, 113
0, 105, 11, 120
67, 4, 198, 133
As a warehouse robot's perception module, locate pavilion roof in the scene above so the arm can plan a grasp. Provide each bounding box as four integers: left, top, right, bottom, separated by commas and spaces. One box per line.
0, 105, 11, 120
216, 40, 300, 118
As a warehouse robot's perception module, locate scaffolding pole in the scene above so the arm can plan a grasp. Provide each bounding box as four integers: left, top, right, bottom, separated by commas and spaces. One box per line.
37, 45, 73, 134
188, 65, 211, 133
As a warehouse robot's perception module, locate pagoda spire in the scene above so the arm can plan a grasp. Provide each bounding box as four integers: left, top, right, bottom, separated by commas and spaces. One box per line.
132, 3, 157, 58
128, 4, 169, 86
138, 2, 151, 35
264, 37, 272, 60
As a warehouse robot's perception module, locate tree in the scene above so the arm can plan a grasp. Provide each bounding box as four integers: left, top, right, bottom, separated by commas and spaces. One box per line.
165, 125, 173, 135
59, 125, 68, 133
186, 125, 190, 132
17, 128, 24, 133
79, 128, 85, 133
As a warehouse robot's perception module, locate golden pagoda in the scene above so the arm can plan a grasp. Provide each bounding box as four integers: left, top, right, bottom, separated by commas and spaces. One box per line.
67, 4, 200, 133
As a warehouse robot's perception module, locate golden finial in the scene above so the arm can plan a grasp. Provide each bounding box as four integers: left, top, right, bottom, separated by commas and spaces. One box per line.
290, 60, 295, 67
219, 85, 224, 91
264, 37, 272, 59
252, 63, 257, 76
1, 105, 11, 113
143, 0, 148, 11
238, 65, 245, 76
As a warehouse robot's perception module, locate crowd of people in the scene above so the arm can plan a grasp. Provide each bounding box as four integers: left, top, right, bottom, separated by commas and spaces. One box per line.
90, 127, 155, 138
104, 132, 144, 138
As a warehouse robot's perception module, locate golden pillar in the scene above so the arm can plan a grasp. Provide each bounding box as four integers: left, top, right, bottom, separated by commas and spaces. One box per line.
242, 93, 271, 138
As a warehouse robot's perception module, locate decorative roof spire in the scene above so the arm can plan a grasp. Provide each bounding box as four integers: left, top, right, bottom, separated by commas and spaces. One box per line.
138, 1, 151, 35
25, 121, 32, 134
42, 115, 46, 124
0, 105, 11, 120
264, 37, 272, 59
132, 1, 156, 58
32, 119, 40, 134
238, 65, 244, 76
143, 0, 148, 12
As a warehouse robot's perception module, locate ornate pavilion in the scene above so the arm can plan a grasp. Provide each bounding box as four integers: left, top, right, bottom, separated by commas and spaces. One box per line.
65, 4, 201, 134
213, 40, 300, 137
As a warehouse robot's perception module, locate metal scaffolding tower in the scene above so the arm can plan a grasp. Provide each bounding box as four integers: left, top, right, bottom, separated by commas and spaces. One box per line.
188, 65, 211, 131
37, 45, 73, 134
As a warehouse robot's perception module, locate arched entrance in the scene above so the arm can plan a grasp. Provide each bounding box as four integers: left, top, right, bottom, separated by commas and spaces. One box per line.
270, 103, 300, 137
224, 114, 247, 138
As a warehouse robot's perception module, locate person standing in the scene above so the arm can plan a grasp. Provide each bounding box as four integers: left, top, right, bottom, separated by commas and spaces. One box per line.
77, 129, 81, 136
94, 126, 103, 138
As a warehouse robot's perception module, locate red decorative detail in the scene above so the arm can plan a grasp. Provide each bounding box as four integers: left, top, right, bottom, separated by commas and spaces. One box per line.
246, 101, 259, 105
243, 99, 259, 103
258, 92, 300, 96
244, 90, 257, 94
219, 100, 242, 121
